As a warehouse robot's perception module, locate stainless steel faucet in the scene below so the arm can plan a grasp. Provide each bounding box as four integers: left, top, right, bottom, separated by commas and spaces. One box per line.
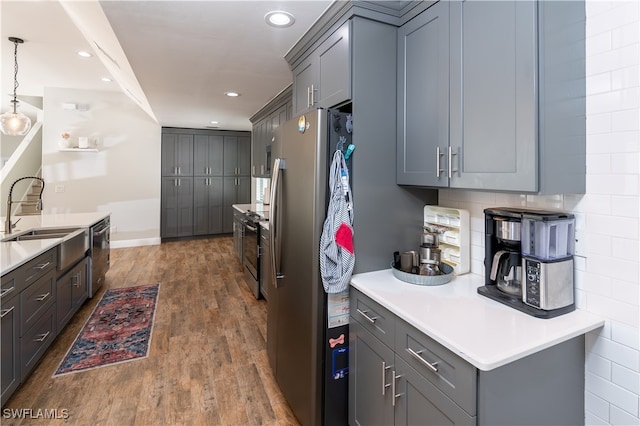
5, 176, 45, 234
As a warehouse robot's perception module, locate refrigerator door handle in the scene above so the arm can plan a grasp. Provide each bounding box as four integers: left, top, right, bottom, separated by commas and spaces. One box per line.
270, 157, 286, 286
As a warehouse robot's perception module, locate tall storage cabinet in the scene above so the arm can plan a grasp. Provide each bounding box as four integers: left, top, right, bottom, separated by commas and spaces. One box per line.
397, 0, 586, 194
161, 128, 251, 239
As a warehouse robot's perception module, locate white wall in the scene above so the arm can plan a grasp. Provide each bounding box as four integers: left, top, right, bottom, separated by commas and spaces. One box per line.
440, 2, 639, 424
42, 87, 161, 246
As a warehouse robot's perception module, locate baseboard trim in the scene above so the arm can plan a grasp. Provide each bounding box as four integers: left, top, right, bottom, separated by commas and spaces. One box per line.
110, 237, 161, 249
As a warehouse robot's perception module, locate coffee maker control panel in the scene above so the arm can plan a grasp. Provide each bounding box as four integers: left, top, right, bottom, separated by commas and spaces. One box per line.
524, 259, 541, 308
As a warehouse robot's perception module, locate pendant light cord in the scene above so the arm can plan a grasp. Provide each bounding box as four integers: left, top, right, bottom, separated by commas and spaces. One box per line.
9, 37, 23, 114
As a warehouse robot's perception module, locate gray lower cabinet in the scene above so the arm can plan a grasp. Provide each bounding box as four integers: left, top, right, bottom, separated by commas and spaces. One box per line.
1, 248, 58, 407
397, 0, 585, 194
350, 287, 586, 426
56, 257, 89, 332
161, 177, 194, 238
193, 177, 223, 236
233, 210, 244, 261
1, 277, 20, 407
223, 177, 250, 233
292, 20, 350, 115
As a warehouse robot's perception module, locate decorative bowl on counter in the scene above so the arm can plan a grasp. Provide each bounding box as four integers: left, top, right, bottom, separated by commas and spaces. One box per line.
390, 262, 454, 286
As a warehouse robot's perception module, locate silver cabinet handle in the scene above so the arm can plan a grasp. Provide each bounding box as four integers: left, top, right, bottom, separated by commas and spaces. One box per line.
310, 84, 316, 106
35, 292, 51, 302
436, 146, 445, 178
34, 261, 51, 270
260, 165, 265, 175
307, 86, 311, 108
174, 179, 178, 187
178, 166, 181, 175
252, 166, 255, 175
0, 286, 15, 298
35, 331, 50, 342
71, 272, 81, 287
356, 308, 377, 324
406, 347, 439, 373
392, 371, 403, 407
448, 145, 458, 179
174, 167, 177, 174
0, 306, 14, 319
178, 179, 181, 187
382, 361, 392, 396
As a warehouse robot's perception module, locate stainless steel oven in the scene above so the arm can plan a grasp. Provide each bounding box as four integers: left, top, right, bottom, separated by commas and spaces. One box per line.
89, 217, 110, 297
242, 212, 261, 299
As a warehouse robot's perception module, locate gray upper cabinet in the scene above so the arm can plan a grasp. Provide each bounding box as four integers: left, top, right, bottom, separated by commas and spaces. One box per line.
194, 135, 224, 176
250, 85, 292, 178
223, 136, 251, 176
292, 20, 351, 115
397, 0, 450, 187
161, 133, 193, 176
398, 0, 586, 194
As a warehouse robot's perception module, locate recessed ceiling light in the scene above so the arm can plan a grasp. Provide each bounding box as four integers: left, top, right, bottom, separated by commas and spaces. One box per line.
101, 77, 112, 82
210, 121, 219, 125
225, 91, 240, 97
265, 11, 295, 28
77, 51, 92, 58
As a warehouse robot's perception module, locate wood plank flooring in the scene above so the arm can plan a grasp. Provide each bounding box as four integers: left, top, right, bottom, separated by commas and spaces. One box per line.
3, 237, 300, 426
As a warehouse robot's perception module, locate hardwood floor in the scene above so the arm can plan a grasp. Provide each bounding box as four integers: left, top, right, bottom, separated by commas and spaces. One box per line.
3, 237, 300, 426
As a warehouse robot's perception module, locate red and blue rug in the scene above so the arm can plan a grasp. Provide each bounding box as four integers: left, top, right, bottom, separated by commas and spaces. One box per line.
53, 283, 160, 377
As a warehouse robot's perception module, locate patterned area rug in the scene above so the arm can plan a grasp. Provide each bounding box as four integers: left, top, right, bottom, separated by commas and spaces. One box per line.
53, 283, 160, 377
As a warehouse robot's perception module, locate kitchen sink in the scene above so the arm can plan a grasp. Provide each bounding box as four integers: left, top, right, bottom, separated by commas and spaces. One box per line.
3, 227, 90, 272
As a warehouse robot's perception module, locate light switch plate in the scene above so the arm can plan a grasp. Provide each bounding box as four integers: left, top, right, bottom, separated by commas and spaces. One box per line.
54, 185, 65, 193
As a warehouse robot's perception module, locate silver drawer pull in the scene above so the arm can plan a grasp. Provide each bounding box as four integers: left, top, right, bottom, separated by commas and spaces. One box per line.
407, 347, 439, 373
0, 306, 15, 318
0, 286, 15, 298
35, 292, 51, 302
34, 261, 51, 270
34, 331, 50, 342
356, 308, 377, 324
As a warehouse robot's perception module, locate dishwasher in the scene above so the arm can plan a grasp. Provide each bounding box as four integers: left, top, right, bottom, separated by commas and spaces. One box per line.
89, 217, 110, 297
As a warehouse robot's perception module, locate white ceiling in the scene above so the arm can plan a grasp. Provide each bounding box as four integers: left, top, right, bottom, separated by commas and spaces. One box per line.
1, 0, 332, 131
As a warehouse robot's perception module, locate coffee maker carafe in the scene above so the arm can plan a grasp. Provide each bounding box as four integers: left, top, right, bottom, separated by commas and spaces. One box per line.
487, 216, 522, 297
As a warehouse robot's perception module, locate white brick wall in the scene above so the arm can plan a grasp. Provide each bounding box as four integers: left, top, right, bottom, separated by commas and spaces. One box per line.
438, 2, 639, 424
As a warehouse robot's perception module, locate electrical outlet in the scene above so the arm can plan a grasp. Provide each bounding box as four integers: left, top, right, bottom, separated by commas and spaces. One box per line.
55, 185, 65, 193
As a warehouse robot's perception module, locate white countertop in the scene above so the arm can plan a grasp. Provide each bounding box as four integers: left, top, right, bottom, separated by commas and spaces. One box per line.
232, 203, 270, 220
350, 269, 604, 371
0, 212, 109, 275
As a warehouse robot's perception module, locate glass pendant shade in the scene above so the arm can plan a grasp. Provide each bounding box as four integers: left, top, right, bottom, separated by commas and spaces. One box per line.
0, 107, 31, 136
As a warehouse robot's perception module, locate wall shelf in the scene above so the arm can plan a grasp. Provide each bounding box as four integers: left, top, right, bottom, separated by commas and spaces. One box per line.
58, 148, 99, 152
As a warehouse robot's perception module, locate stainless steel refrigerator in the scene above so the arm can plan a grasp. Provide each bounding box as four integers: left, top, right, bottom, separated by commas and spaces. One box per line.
267, 108, 437, 426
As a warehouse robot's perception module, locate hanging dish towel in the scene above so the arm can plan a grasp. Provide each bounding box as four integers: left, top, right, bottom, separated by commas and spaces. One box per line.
320, 150, 355, 293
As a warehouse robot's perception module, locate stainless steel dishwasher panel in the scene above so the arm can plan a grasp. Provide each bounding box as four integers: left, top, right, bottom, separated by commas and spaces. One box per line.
89, 217, 110, 297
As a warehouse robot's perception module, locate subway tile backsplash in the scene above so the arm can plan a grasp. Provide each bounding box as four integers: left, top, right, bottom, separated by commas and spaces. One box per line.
438, 2, 639, 423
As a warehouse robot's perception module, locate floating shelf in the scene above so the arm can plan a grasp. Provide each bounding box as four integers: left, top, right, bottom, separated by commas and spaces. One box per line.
424, 205, 470, 275
59, 148, 99, 152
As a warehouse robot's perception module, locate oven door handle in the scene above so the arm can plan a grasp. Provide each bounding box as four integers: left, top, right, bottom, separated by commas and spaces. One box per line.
245, 224, 257, 232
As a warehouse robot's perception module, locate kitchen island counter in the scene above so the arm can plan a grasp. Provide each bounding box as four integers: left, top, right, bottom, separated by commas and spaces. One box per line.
0, 212, 109, 274
350, 269, 604, 371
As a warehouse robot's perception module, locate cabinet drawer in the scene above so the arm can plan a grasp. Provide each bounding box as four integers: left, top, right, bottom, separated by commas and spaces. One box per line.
20, 305, 56, 381
22, 248, 57, 286
0, 269, 19, 302
396, 318, 477, 416
350, 288, 395, 348
20, 270, 56, 336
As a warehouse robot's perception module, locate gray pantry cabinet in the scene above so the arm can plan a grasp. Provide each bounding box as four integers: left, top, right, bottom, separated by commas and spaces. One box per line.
397, 0, 586, 194
349, 288, 586, 426
161, 128, 251, 239
1, 248, 58, 407
291, 20, 351, 115
250, 85, 292, 178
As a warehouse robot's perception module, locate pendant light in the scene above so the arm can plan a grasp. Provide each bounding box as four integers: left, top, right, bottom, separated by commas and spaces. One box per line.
0, 37, 31, 136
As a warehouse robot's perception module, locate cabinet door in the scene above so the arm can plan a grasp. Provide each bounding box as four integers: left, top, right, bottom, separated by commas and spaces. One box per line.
161, 177, 193, 238
237, 136, 251, 176
56, 269, 74, 331
395, 357, 476, 426
161, 133, 193, 176
397, 1, 450, 187
318, 21, 351, 109
252, 120, 266, 177
349, 320, 395, 426
449, 0, 537, 191
222, 177, 237, 233
1, 294, 20, 407
194, 177, 223, 235
292, 56, 317, 115
194, 135, 223, 176
224, 136, 250, 176
71, 258, 89, 309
